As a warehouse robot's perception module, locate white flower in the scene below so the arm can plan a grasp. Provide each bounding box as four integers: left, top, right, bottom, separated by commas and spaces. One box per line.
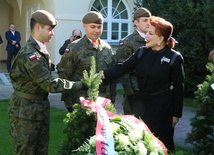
111, 122, 120, 133
136, 141, 147, 155
123, 117, 146, 131
150, 151, 159, 155
128, 129, 142, 142
115, 133, 130, 150
149, 140, 162, 151
74, 116, 167, 155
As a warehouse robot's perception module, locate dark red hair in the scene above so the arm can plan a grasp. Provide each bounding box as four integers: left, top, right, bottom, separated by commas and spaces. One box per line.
149, 16, 176, 48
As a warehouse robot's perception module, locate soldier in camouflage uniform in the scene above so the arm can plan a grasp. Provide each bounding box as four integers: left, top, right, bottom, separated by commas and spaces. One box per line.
8, 10, 86, 155
115, 7, 151, 114
57, 11, 116, 112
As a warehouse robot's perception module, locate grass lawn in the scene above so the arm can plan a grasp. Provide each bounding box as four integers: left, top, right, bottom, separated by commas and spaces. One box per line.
0, 99, 192, 155
0, 99, 67, 155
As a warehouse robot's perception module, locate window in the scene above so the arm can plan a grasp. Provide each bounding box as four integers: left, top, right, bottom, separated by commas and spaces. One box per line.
91, 0, 129, 43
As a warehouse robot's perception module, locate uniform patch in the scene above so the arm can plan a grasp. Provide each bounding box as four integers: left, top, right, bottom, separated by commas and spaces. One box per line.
119, 41, 124, 46
29, 54, 37, 61
160, 56, 170, 64
65, 49, 69, 53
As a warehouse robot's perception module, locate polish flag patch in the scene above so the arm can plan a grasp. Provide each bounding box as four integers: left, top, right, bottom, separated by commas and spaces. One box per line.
119, 41, 124, 46
65, 49, 69, 53
29, 54, 37, 61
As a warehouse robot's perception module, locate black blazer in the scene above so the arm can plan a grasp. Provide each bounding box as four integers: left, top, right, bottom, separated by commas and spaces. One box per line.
59, 39, 71, 55
5, 30, 21, 51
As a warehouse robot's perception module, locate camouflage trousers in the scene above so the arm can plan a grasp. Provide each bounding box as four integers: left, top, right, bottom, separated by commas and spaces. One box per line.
9, 116, 49, 155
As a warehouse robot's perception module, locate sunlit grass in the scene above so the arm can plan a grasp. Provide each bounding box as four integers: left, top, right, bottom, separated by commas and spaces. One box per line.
0, 99, 67, 155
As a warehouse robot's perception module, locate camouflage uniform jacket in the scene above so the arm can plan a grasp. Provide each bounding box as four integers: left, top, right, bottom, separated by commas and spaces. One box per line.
58, 35, 115, 103
115, 30, 146, 95
8, 36, 82, 120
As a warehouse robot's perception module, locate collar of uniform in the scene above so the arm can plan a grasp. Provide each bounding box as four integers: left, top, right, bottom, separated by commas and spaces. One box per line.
81, 35, 106, 50
33, 37, 43, 49
134, 30, 146, 42
87, 37, 99, 45
86, 36, 99, 48
28, 36, 42, 53
33, 37, 48, 54
136, 29, 146, 38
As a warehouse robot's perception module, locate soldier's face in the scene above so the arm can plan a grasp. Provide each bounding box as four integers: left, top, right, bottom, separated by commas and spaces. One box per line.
83, 23, 103, 40
134, 17, 150, 33
38, 24, 55, 43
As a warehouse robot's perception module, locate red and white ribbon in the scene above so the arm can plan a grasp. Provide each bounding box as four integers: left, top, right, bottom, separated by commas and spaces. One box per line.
80, 97, 168, 155
80, 97, 115, 155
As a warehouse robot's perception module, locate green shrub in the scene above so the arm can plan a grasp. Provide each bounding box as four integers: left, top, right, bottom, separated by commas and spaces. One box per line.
58, 104, 96, 155
186, 62, 214, 154
58, 56, 117, 154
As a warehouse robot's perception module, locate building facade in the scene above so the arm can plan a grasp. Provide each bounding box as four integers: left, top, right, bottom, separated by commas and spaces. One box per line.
0, 0, 136, 67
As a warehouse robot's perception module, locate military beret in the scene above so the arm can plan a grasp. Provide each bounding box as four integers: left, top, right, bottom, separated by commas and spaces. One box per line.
133, 7, 151, 19
82, 11, 103, 24
31, 10, 58, 26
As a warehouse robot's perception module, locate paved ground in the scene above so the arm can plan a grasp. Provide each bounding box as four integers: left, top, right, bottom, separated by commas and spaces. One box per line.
0, 62, 195, 149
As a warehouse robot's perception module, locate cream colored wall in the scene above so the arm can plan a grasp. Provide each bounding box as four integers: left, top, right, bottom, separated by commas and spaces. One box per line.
23, 0, 58, 64
0, 0, 15, 60
0, 0, 136, 66
53, 0, 92, 65
0, 0, 42, 61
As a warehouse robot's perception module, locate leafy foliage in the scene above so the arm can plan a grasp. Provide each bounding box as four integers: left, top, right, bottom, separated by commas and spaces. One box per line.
58, 56, 116, 155
135, 0, 214, 97
81, 56, 103, 101
186, 62, 214, 154
58, 104, 96, 155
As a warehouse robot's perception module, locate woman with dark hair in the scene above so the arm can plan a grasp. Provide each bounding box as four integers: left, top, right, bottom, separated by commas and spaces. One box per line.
103, 16, 185, 153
